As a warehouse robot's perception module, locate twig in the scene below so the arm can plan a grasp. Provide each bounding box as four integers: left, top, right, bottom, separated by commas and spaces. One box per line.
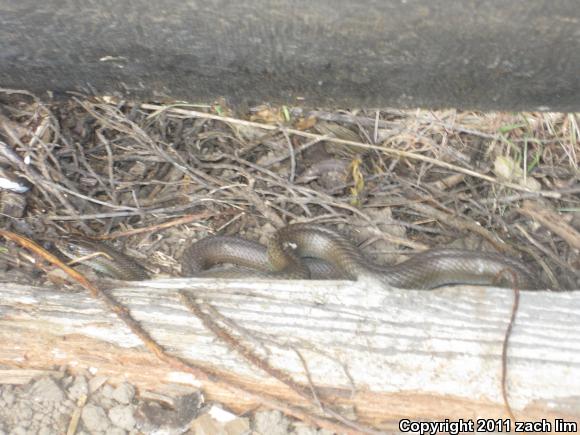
496, 269, 520, 422
407, 202, 518, 256
262, 135, 328, 167
179, 292, 383, 435
137, 104, 561, 198
92, 211, 230, 240
514, 224, 570, 288
280, 128, 297, 182
518, 201, 580, 250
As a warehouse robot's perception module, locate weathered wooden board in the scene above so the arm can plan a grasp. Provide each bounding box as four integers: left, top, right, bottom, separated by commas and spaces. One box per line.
1, 278, 579, 431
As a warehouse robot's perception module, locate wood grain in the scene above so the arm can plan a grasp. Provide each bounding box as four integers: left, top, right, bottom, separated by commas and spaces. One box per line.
1, 277, 579, 430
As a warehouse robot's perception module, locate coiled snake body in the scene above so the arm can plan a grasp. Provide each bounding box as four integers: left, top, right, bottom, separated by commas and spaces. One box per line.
184, 224, 540, 289
58, 224, 541, 289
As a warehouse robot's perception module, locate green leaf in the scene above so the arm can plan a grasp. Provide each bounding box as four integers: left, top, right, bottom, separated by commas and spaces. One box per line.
499, 123, 526, 134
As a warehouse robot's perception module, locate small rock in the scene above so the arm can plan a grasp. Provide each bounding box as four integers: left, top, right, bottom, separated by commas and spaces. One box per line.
10, 427, 28, 435
134, 391, 203, 432
89, 375, 109, 394
35, 402, 54, 419
112, 383, 135, 405
62, 375, 75, 388
82, 404, 111, 432
60, 400, 75, 413
33, 399, 50, 412
101, 384, 115, 399
1, 388, 14, 406
41, 413, 54, 424
208, 405, 237, 423
68, 375, 89, 401
190, 413, 225, 435
224, 417, 250, 435
94, 389, 115, 409
17, 405, 33, 421
291, 422, 318, 435
108, 405, 137, 431
30, 377, 65, 402
253, 410, 290, 435
106, 428, 126, 435
38, 426, 54, 435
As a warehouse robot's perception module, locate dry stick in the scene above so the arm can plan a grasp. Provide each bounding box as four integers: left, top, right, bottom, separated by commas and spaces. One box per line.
2, 119, 95, 208
238, 129, 283, 158
0, 139, 135, 212
47, 197, 242, 221
203, 300, 359, 396
223, 155, 422, 248
138, 104, 561, 199
476, 191, 564, 205
178, 292, 383, 435
373, 110, 380, 144
0, 141, 90, 235
262, 135, 328, 167
0, 230, 366, 435
0, 87, 41, 101
306, 110, 399, 130
91, 210, 231, 240
222, 155, 367, 220
432, 173, 466, 191
74, 142, 112, 197
79, 101, 214, 189
66, 393, 87, 435
180, 295, 324, 401
514, 224, 568, 287
407, 202, 518, 256
294, 349, 324, 409
495, 268, 520, 422
518, 202, 580, 250
221, 155, 427, 249
307, 109, 516, 142
280, 127, 297, 183
97, 130, 118, 205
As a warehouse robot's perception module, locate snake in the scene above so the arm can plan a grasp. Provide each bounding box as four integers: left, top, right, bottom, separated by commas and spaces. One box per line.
55, 224, 541, 290
55, 237, 150, 281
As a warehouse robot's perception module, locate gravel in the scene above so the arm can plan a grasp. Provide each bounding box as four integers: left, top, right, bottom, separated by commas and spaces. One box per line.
0, 371, 330, 434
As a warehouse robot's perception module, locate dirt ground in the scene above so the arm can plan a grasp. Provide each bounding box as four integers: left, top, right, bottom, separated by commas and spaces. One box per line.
0, 370, 332, 434
0, 89, 578, 433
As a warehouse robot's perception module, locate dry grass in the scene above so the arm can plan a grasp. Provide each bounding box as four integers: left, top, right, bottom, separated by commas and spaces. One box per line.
0, 89, 578, 288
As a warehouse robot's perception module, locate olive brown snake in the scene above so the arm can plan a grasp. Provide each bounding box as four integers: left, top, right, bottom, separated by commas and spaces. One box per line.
55, 224, 541, 290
